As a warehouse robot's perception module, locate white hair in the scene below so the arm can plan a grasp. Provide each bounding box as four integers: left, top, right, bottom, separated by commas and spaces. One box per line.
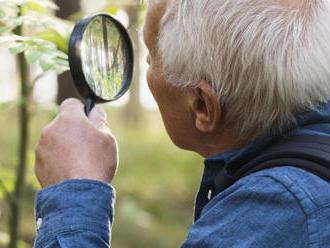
158, 0, 330, 141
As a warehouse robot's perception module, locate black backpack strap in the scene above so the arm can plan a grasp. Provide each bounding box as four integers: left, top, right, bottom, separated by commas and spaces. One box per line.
213, 135, 330, 196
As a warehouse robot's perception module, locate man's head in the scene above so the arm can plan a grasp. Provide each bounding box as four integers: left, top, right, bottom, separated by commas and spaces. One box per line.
144, 0, 235, 157
144, 0, 330, 156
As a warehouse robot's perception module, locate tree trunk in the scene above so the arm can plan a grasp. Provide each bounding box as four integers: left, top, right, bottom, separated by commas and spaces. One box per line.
123, 4, 142, 126
55, 0, 81, 104
8, 23, 30, 248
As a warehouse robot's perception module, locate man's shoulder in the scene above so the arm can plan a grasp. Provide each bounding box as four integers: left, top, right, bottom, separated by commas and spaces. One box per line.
206, 166, 329, 215
188, 166, 330, 248
205, 166, 330, 215
249, 166, 330, 213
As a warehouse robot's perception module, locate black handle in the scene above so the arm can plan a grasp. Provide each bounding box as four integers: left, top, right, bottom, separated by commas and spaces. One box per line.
84, 97, 95, 116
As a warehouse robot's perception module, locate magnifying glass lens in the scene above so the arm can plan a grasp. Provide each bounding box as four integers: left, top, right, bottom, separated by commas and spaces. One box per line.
81, 16, 126, 100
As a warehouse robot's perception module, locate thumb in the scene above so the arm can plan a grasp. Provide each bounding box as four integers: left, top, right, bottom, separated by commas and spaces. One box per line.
88, 106, 110, 133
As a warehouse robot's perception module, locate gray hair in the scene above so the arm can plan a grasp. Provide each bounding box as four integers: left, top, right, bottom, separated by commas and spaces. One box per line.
158, 0, 330, 141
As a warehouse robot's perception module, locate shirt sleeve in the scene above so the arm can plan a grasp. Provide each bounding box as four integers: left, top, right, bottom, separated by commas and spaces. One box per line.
34, 179, 115, 248
180, 174, 309, 248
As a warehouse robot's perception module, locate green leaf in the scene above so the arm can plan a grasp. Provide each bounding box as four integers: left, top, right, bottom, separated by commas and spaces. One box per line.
39, 58, 52, 71
24, 38, 40, 46
52, 49, 68, 59
68, 11, 86, 22
28, 0, 58, 10
0, 2, 20, 15
35, 29, 68, 53
23, 1, 48, 13
54, 57, 68, 66
53, 64, 69, 74
0, 35, 26, 45
105, 4, 119, 15
8, 0, 58, 10
24, 49, 42, 64
9, 44, 25, 54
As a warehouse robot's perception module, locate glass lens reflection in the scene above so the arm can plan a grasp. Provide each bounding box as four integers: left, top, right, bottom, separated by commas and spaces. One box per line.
81, 16, 126, 100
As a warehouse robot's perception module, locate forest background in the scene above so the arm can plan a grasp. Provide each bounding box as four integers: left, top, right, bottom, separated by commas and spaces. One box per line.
0, 0, 203, 247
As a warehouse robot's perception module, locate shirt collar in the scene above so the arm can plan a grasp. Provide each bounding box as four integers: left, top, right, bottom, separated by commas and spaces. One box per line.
204, 101, 330, 169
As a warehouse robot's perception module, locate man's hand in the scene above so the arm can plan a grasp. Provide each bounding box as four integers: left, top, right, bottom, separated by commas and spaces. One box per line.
35, 98, 118, 188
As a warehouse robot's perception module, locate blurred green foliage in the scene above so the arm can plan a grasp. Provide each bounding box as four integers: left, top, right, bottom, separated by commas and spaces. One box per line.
0, 106, 203, 247
0, 0, 75, 199
0, 1, 72, 247
0, 0, 72, 74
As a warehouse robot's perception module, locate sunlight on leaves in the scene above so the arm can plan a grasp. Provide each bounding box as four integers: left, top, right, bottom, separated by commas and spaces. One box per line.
0, 35, 69, 74
0, 0, 72, 75
25, 49, 42, 64
35, 29, 68, 53
0, 0, 58, 11
105, 4, 119, 15
9, 43, 25, 54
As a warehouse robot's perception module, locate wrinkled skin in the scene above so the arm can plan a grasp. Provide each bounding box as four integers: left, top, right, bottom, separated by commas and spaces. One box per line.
35, 99, 118, 187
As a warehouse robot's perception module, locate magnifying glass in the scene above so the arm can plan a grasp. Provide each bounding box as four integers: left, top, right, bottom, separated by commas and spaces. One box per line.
68, 13, 134, 115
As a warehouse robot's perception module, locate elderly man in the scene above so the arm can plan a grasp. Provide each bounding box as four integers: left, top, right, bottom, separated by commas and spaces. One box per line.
34, 0, 330, 247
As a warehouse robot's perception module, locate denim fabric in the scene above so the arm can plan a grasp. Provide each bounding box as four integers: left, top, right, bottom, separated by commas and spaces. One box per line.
182, 166, 330, 248
34, 103, 330, 247
194, 102, 330, 221
34, 167, 330, 248
34, 180, 114, 248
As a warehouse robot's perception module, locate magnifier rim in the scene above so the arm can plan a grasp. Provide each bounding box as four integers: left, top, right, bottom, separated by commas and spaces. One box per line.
68, 13, 134, 103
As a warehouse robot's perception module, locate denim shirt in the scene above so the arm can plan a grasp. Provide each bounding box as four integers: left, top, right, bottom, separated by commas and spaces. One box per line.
34, 104, 330, 248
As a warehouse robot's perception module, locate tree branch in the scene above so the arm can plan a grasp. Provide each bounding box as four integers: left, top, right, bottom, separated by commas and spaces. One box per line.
31, 73, 45, 87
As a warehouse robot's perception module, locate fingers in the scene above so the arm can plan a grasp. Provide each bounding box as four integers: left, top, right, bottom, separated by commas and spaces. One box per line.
58, 98, 111, 133
59, 98, 86, 119
88, 105, 111, 134
35, 98, 118, 187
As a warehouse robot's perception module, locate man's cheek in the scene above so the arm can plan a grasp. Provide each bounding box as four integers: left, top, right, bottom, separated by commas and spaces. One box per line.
146, 67, 156, 92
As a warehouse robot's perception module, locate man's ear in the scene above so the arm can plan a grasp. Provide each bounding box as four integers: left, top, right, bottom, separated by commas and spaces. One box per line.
191, 80, 221, 132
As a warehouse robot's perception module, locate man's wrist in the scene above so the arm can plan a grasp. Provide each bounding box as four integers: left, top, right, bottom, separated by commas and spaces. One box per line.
35, 179, 115, 245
